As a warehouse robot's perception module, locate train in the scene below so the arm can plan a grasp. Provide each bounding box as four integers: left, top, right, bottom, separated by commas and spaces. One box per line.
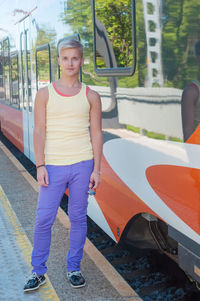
0, 0, 200, 287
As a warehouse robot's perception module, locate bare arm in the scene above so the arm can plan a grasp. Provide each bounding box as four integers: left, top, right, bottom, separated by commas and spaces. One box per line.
33, 87, 49, 186
181, 84, 198, 142
87, 89, 103, 189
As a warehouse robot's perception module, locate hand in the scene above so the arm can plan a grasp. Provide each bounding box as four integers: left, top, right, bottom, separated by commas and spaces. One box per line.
37, 166, 49, 187
89, 171, 101, 190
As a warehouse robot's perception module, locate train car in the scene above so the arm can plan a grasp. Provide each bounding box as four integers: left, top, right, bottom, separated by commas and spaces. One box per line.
0, 0, 200, 286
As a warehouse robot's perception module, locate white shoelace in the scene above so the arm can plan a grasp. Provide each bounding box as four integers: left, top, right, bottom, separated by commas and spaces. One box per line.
26, 272, 38, 281
67, 271, 82, 277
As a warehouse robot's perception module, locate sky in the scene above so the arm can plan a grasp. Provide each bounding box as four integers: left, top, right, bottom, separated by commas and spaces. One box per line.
0, 0, 71, 41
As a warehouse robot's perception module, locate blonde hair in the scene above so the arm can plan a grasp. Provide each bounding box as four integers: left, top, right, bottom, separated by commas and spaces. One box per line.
58, 39, 83, 57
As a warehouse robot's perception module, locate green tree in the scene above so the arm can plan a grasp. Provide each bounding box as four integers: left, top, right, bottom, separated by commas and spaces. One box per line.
135, 0, 146, 87
95, 0, 133, 68
162, 0, 200, 88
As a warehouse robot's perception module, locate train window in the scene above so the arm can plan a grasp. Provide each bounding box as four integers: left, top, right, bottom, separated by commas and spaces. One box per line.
25, 30, 32, 112
20, 32, 26, 109
36, 43, 52, 90
3, 38, 11, 103
11, 53, 19, 108
92, 0, 136, 76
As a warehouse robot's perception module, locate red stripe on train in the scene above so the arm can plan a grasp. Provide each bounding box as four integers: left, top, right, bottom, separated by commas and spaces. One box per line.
0, 103, 24, 152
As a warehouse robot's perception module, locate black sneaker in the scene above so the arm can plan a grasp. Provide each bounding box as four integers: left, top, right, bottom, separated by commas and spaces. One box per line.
67, 271, 86, 288
24, 272, 46, 292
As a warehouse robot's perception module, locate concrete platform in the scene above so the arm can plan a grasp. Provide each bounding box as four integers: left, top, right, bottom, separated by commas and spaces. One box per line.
0, 185, 59, 301
0, 141, 141, 301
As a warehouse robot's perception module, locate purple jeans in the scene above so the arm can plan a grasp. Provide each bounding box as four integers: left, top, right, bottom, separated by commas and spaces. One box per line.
31, 159, 94, 275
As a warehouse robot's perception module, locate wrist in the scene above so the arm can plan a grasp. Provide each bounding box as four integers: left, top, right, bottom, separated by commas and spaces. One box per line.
36, 164, 45, 169
93, 170, 101, 175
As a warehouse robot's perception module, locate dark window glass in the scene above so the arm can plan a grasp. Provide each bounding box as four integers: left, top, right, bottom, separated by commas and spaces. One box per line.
3, 38, 11, 102
11, 53, 19, 107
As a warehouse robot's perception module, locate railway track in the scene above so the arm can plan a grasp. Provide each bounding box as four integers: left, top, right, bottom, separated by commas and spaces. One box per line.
1, 131, 200, 301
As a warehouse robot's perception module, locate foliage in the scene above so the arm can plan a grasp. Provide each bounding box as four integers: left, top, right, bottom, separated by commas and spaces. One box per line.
61, 0, 200, 88
134, 0, 146, 86
162, 0, 200, 88
95, 0, 133, 68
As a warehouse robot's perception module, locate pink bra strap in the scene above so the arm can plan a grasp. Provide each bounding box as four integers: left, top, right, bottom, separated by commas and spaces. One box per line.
86, 85, 90, 96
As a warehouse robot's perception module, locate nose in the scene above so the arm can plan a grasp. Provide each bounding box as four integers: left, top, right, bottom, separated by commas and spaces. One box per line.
69, 59, 73, 66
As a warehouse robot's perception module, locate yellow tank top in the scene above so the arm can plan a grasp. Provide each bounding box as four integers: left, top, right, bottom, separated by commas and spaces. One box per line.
44, 82, 93, 165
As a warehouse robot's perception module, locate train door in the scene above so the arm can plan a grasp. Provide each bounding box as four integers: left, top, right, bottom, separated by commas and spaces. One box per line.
20, 27, 34, 161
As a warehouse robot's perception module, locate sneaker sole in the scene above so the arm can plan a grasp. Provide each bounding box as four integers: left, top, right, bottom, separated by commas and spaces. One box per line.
24, 279, 46, 292
70, 282, 86, 288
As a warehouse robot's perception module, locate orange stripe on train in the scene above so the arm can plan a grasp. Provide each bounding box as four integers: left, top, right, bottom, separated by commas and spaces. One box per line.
146, 164, 200, 235
96, 154, 157, 242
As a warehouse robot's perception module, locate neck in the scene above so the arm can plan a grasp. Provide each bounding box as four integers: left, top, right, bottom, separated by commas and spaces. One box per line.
59, 75, 80, 88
